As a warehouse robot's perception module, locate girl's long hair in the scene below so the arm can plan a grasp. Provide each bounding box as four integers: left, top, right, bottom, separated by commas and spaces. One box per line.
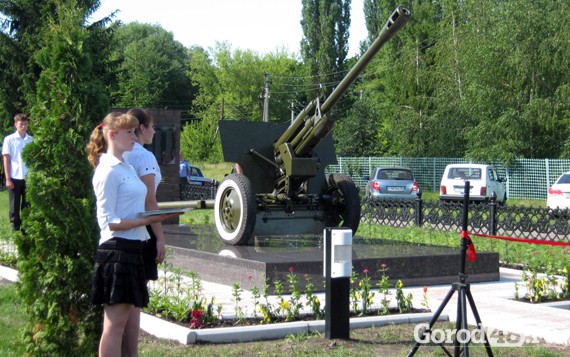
127, 108, 154, 138
86, 112, 139, 168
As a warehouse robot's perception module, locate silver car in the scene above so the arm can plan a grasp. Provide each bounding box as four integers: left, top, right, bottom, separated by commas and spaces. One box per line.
364, 167, 420, 200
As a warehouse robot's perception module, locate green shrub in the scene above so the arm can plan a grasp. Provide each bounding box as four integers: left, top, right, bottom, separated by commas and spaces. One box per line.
15, 4, 110, 355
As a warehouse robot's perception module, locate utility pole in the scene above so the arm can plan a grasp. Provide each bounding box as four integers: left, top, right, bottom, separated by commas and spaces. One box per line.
262, 72, 271, 122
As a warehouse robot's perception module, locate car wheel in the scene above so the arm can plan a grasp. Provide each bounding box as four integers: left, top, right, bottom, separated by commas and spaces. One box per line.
324, 173, 361, 235
214, 174, 256, 246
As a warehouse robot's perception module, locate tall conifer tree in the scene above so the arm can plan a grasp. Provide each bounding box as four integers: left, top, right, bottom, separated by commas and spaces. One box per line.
12, 1, 112, 354
300, 0, 351, 98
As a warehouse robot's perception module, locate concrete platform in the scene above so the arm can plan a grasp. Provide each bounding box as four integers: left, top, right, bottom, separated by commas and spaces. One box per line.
164, 224, 499, 293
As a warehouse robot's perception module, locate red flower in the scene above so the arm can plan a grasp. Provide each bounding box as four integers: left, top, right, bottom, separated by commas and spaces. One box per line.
247, 275, 253, 280
380, 263, 387, 268
423, 286, 428, 294
531, 251, 537, 256
189, 309, 204, 329
289, 267, 294, 273
363, 269, 369, 274
192, 310, 203, 319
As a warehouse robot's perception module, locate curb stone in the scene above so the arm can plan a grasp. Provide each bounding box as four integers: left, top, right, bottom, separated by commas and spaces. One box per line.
140, 312, 449, 345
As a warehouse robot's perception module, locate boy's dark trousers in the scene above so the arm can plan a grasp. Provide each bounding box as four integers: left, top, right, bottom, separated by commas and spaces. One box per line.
9, 178, 27, 231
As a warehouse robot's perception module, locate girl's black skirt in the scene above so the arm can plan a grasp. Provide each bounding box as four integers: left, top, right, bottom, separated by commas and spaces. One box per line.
91, 237, 149, 308
143, 225, 159, 281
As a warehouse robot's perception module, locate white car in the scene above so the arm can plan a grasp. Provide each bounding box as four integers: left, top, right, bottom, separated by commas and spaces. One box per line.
439, 164, 507, 204
547, 172, 570, 210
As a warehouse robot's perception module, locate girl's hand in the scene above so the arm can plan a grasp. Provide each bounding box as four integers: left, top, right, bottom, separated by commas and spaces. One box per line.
155, 239, 166, 264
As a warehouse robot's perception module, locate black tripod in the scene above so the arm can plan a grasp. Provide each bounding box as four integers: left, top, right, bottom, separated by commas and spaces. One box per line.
408, 181, 494, 357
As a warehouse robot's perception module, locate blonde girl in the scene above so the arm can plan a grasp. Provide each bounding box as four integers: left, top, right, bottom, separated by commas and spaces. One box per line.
87, 112, 180, 357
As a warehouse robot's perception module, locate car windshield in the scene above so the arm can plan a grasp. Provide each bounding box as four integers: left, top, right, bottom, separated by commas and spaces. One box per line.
376, 169, 412, 180
557, 174, 570, 184
448, 168, 481, 180
190, 167, 203, 177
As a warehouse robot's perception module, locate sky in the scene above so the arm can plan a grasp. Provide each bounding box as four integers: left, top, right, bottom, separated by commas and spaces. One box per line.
90, 0, 367, 57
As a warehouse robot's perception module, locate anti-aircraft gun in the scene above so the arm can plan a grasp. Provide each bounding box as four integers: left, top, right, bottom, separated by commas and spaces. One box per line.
214, 6, 411, 245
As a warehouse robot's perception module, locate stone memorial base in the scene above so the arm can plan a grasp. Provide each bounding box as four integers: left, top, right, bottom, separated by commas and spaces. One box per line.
164, 224, 499, 293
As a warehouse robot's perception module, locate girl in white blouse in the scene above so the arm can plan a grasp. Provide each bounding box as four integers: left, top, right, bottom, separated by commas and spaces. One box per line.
87, 112, 180, 357
123, 108, 165, 280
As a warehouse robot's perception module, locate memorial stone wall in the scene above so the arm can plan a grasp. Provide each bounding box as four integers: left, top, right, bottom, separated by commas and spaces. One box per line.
113, 108, 182, 203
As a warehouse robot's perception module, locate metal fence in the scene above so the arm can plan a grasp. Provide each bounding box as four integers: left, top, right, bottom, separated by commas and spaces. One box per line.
325, 157, 570, 201
361, 198, 570, 241
181, 184, 218, 201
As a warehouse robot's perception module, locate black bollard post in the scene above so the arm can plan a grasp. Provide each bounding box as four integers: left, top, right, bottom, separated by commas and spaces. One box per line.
324, 227, 352, 339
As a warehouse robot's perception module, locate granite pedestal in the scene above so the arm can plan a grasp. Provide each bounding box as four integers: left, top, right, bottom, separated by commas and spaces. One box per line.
164, 224, 499, 293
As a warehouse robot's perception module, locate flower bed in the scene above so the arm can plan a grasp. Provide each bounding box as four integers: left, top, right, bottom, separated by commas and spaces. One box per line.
145, 262, 431, 329
512, 248, 570, 303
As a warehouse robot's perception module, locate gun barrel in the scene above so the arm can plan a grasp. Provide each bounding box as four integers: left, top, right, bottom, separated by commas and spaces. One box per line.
291, 6, 411, 156
274, 6, 411, 157
158, 200, 215, 209
274, 99, 316, 149
320, 6, 411, 114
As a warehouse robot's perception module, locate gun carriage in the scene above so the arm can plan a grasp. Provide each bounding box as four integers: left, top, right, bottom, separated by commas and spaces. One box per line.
214, 6, 411, 245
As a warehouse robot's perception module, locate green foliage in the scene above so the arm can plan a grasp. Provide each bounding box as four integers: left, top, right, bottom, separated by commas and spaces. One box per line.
0, 1, 47, 122
461, 0, 570, 163
300, 0, 351, 98
110, 22, 196, 108
335, 97, 385, 156
14, 2, 109, 355
188, 44, 304, 121
180, 113, 223, 163
358, 0, 570, 162
182, 45, 305, 162
395, 280, 413, 313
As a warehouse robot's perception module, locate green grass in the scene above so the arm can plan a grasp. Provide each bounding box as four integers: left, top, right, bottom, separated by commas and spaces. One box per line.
0, 191, 11, 229
197, 162, 234, 183
0, 284, 26, 356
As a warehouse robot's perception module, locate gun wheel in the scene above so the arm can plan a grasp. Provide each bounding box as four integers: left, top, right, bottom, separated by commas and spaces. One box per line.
325, 173, 361, 235
214, 174, 256, 245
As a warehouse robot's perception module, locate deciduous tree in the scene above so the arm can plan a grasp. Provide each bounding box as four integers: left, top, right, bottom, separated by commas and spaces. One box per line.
110, 22, 195, 109
183, 44, 304, 163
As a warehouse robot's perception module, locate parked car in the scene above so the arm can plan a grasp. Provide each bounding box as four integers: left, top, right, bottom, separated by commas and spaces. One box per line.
439, 164, 507, 204
547, 172, 570, 210
188, 164, 217, 186
364, 167, 420, 200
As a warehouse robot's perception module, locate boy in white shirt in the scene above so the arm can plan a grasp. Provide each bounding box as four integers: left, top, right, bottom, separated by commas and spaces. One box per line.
2, 113, 33, 231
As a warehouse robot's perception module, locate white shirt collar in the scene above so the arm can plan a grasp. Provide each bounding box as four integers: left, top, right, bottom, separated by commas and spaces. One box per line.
99, 152, 124, 167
